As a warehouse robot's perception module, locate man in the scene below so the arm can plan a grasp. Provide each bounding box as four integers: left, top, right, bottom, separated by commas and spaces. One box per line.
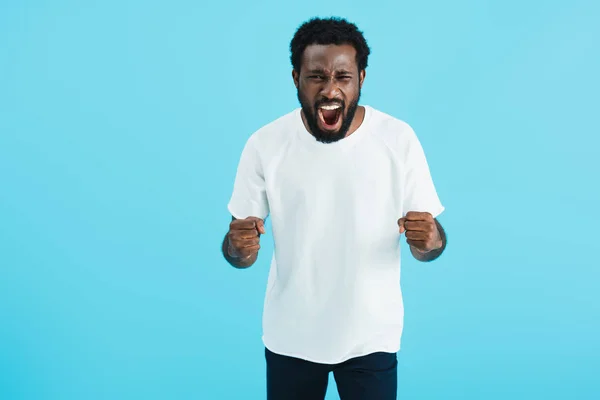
222, 17, 447, 400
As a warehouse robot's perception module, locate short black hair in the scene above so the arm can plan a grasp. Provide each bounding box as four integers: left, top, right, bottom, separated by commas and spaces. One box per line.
290, 17, 371, 73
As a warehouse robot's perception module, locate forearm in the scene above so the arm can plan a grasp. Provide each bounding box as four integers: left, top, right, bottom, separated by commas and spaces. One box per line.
411, 219, 447, 262
221, 233, 257, 268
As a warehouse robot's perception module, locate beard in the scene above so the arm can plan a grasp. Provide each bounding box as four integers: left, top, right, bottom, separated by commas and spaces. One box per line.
297, 90, 360, 144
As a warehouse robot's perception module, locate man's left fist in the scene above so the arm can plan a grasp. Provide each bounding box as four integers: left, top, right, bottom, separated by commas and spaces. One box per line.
398, 211, 442, 253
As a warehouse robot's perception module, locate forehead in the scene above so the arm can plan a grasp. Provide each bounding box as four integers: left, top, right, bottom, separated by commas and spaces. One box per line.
301, 44, 358, 71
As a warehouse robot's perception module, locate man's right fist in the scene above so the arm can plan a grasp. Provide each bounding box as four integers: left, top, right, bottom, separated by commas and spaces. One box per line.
227, 216, 266, 260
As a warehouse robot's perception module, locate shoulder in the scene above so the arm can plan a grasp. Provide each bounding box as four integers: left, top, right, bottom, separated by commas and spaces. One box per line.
366, 106, 420, 151
246, 109, 300, 150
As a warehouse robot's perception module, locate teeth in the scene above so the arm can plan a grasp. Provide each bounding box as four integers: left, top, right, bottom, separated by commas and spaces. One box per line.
320, 104, 341, 110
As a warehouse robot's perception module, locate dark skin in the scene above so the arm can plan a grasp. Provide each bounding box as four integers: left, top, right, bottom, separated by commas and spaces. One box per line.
222, 44, 446, 267
399, 212, 447, 262
222, 216, 265, 269
293, 44, 365, 141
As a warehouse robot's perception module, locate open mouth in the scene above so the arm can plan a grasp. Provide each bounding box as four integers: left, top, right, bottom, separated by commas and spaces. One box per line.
317, 103, 343, 131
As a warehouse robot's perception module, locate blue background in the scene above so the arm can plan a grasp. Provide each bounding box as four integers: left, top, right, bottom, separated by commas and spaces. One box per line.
1, 0, 599, 399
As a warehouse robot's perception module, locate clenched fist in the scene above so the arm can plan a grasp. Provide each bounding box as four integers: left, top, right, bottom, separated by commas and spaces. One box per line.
398, 211, 442, 253
227, 216, 266, 260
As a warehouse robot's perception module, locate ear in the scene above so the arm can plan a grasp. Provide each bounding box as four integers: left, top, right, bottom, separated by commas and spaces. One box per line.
359, 69, 366, 89
292, 69, 299, 89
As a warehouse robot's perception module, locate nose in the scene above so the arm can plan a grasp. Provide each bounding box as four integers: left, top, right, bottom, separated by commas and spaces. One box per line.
320, 78, 341, 100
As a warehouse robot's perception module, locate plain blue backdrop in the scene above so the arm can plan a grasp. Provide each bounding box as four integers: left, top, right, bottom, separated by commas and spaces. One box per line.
1, 0, 599, 399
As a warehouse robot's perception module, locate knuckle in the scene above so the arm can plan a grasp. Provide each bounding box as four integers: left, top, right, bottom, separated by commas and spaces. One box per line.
232, 220, 244, 228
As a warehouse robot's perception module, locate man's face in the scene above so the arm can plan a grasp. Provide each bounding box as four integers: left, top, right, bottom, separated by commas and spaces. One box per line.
293, 44, 365, 144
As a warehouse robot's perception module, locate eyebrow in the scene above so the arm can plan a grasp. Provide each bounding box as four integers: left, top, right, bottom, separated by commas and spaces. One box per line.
307, 69, 353, 75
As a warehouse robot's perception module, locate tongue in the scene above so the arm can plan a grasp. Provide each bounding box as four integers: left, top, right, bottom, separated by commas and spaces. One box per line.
322, 109, 338, 125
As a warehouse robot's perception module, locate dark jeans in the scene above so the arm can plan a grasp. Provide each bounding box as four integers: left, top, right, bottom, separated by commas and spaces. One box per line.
265, 347, 398, 400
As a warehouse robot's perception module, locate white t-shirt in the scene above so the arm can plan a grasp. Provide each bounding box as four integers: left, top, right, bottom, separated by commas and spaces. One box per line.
227, 105, 444, 364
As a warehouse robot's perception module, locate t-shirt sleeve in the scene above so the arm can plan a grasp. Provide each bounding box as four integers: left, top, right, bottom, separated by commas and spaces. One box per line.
227, 134, 270, 220
402, 126, 445, 218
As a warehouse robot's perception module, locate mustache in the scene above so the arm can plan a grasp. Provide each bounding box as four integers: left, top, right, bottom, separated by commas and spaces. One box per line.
314, 98, 345, 109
